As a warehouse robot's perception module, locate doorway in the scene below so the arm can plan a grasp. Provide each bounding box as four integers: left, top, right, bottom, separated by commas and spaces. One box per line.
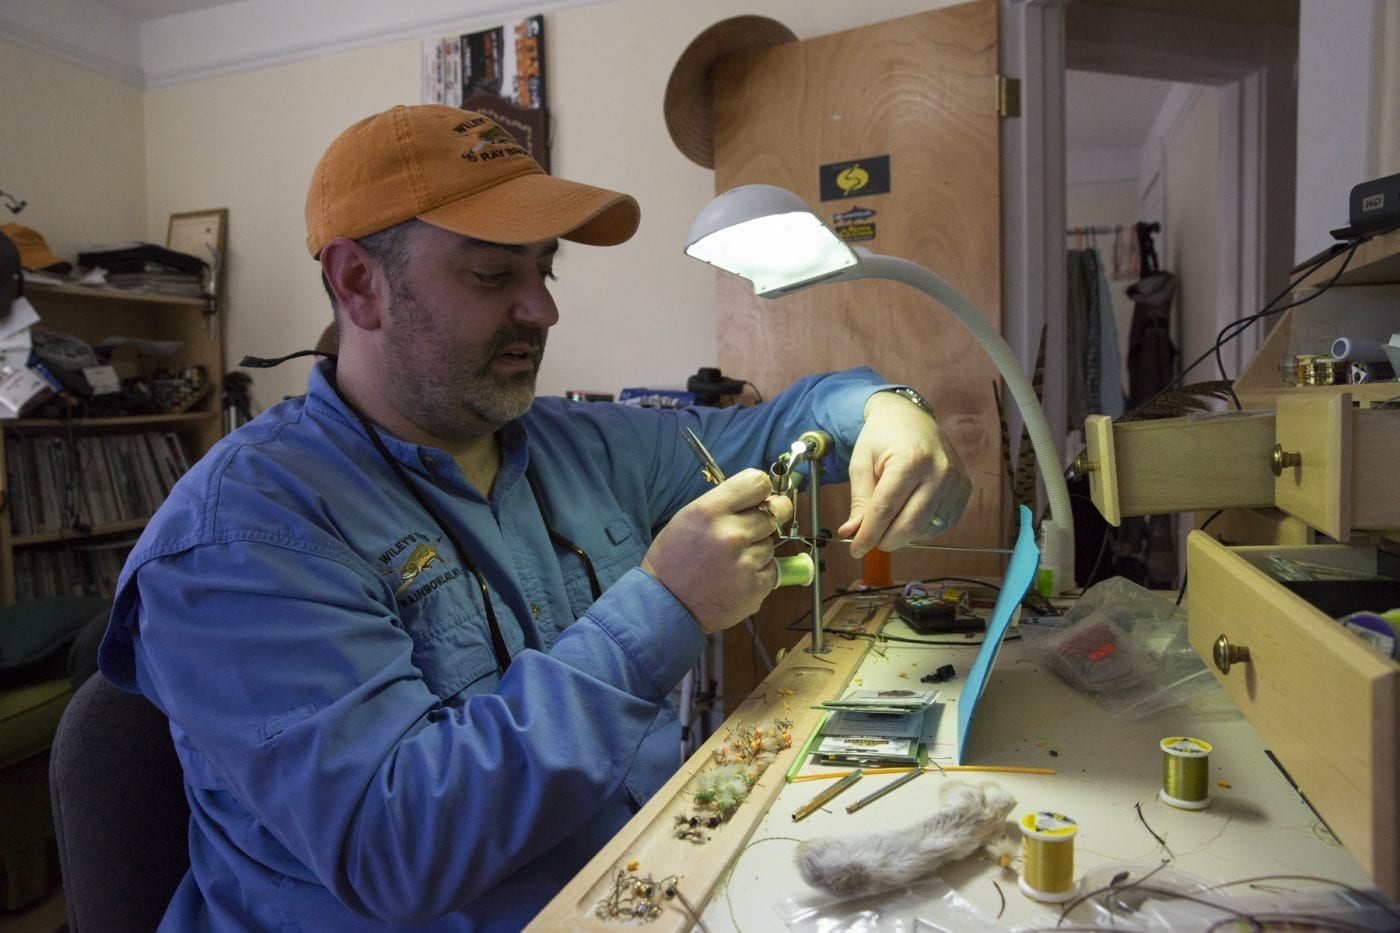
1002, 0, 1299, 587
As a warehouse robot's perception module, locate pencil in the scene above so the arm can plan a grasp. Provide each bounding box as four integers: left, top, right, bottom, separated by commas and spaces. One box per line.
792, 768, 863, 820
789, 764, 1055, 782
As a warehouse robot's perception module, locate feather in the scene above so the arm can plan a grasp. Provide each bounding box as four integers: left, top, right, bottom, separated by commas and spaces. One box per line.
1120, 380, 1233, 422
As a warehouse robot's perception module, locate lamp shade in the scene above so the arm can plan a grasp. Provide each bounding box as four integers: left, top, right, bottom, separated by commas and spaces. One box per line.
684, 184, 857, 295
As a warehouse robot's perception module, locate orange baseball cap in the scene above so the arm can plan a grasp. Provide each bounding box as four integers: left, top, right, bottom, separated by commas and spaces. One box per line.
0, 223, 72, 273
305, 104, 640, 257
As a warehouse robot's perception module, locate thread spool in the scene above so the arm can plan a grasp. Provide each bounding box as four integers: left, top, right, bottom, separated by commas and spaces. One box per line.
1018, 811, 1078, 902
1159, 736, 1212, 810
774, 553, 815, 588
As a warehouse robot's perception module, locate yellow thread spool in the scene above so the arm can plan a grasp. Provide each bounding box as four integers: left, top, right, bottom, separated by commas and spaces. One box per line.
1159, 736, 1212, 810
1018, 811, 1078, 902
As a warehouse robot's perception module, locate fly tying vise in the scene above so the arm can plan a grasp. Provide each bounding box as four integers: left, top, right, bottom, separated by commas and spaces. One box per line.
684, 426, 839, 655
683, 427, 827, 591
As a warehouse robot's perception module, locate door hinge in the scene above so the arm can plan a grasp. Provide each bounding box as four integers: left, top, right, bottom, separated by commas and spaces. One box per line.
998, 76, 1021, 118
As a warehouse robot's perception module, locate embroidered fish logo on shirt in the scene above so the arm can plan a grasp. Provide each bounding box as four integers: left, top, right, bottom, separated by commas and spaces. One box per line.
384, 541, 449, 595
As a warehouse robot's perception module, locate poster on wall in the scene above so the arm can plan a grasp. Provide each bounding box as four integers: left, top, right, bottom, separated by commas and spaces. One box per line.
423, 14, 549, 170
423, 14, 546, 111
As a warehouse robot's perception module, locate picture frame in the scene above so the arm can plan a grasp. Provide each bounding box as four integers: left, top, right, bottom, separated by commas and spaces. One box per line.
167, 208, 227, 299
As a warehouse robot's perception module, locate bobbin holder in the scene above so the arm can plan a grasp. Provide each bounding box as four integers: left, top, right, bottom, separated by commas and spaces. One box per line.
769, 430, 833, 654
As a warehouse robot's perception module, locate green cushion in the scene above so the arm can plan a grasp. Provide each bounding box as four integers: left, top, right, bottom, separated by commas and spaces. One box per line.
0, 677, 73, 771
0, 597, 110, 672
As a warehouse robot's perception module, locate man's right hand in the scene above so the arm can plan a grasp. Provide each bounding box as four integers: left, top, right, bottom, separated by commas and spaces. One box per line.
641, 469, 795, 635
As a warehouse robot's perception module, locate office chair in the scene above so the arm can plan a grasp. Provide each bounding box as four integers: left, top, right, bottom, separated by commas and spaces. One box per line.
49, 674, 190, 932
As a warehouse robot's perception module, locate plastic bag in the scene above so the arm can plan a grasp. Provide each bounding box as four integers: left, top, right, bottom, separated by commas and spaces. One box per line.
1021, 576, 1211, 721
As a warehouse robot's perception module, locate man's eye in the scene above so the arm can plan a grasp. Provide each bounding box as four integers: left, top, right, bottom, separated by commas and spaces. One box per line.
474, 270, 512, 286
539, 268, 557, 282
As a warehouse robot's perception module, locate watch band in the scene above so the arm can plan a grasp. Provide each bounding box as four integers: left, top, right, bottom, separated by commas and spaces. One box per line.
877, 386, 932, 415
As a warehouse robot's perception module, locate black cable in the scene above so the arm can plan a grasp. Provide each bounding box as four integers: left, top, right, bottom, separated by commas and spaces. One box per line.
787, 576, 1012, 637
1174, 509, 1224, 606
1211, 236, 1366, 408
1133, 235, 1365, 417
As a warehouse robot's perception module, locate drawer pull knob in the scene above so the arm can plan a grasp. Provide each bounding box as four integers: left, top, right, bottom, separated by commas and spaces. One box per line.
1069, 453, 1097, 477
1270, 444, 1301, 477
1213, 634, 1251, 674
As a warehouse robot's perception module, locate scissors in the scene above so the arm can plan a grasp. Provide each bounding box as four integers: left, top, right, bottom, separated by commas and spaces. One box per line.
683, 427, 727, 487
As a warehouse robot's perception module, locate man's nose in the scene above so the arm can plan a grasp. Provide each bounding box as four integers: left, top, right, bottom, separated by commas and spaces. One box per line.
513, 276, 560, 328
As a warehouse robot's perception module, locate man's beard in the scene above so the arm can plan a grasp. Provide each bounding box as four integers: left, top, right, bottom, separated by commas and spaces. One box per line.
382, 291, 545, 442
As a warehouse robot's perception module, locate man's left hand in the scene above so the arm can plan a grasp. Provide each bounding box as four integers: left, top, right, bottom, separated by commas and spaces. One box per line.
838, 390, 971, 559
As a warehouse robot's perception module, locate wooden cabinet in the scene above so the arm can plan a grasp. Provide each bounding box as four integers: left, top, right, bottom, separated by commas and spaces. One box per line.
0, 283, 224, 604
1187, 535, 1399, 897
1080, 228, 1400, 897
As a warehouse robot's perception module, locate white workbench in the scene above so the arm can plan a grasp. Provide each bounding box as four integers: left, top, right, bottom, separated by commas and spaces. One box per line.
699, 609, 1377, 931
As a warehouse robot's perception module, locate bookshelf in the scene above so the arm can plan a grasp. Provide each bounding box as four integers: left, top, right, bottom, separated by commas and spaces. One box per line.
0, 283, 224, 604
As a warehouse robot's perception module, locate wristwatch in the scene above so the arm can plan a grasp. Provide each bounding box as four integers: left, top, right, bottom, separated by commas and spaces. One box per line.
876, 386, 932, 415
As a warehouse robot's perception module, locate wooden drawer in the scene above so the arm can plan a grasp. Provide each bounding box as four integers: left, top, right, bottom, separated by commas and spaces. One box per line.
1082, 412, 1276, 525
1273, 393, 1400, 541
1186, 531, 1399, 898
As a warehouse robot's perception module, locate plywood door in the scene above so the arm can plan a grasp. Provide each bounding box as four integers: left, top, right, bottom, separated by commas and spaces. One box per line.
712, 0, 1003, 707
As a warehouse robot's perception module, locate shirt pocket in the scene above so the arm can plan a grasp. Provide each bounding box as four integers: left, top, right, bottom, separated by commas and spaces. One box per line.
405, 602, 502, 698
560, 510, 647, 612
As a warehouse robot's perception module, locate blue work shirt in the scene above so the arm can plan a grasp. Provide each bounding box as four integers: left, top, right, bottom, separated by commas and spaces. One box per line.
100, 361, 887, 930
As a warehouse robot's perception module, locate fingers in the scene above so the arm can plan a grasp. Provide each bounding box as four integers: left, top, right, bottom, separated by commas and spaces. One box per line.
705, 469, 788, 542
642, 468, 789, 635
842, 460, 936, 557
840, 445, 972, 557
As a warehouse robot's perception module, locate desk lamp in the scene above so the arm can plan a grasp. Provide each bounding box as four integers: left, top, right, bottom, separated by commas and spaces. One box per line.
685, 183, 1074, 595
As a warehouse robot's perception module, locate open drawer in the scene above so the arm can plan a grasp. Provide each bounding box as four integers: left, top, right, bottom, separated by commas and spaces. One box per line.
1186, 531, 1400, 898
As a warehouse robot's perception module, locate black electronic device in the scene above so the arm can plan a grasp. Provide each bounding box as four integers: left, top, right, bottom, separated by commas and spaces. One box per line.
894, 594, 983, 634
1332, 171, 1400, 239
686, 367, 745, 406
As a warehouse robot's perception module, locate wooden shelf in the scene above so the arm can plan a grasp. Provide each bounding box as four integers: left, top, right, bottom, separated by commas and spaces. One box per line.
2, 282, 225, 604
23, 281, 211, 310
1299, 227, 1400, 289
12, 519, 149, 547
5, 411, 218, 431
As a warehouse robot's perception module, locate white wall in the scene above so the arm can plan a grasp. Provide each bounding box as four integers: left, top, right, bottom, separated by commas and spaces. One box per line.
139, 0, 949, 411
1295, 0, 1400, 262
1163, 86, 1219, 381
0, 37, 146, 265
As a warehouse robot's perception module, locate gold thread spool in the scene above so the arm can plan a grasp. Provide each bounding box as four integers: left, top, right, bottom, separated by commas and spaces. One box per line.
1159, 736, 1212, 810
1017, 811, 1078, 902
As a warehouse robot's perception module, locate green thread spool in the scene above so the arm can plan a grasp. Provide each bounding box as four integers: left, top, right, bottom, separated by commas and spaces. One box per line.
1018, 811, 1078, 902
774, 554, 815, 588
1159, 736, 1212, 810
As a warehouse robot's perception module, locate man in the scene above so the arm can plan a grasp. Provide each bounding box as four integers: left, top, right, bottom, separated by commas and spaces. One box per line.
100, 104, 970, 930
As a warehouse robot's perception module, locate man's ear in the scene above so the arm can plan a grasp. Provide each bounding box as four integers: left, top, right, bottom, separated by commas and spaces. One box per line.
320, 238, 384, 330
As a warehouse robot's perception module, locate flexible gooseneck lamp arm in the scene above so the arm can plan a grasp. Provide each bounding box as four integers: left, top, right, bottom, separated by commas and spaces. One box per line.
686, 184, 1074, 595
